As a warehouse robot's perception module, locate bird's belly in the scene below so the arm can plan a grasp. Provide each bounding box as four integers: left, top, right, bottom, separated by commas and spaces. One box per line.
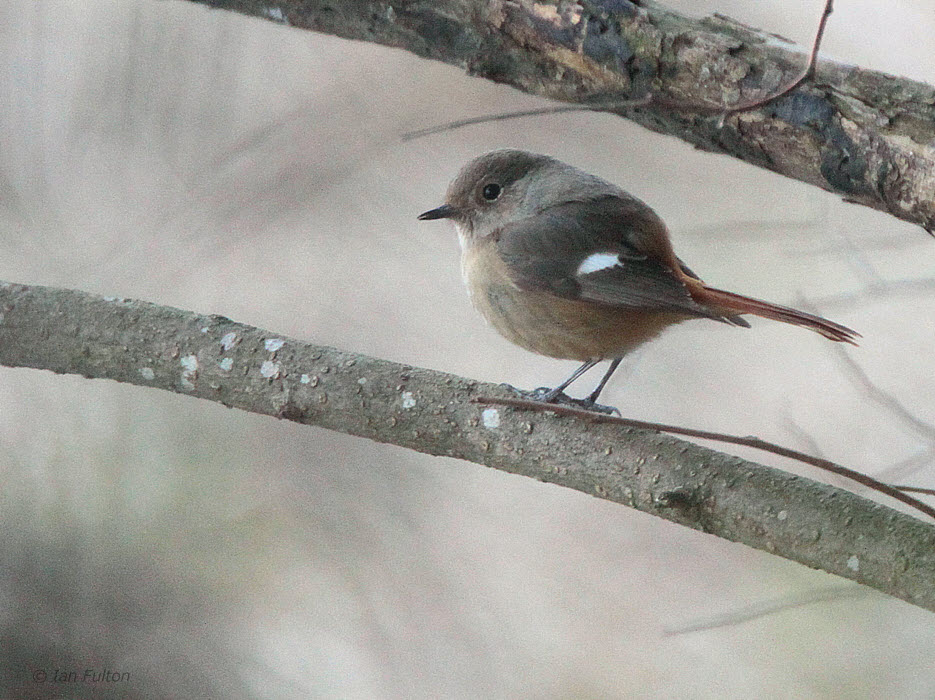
476, 284, 682, 361
461, 240, 683, 361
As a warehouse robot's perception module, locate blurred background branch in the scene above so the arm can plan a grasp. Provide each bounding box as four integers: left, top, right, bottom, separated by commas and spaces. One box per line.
187, 0, 935, 232
2, 280, 934, 613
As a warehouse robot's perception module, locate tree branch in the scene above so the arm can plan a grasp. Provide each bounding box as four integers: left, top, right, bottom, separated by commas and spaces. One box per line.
1, 281, 934, 612
185, 0, 935, 232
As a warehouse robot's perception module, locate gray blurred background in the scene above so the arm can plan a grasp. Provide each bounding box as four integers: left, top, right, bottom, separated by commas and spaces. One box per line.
1, 1, 934, 698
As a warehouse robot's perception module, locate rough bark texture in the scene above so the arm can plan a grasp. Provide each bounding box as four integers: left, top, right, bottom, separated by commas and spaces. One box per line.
187, 0, 935, 232
1, 281, 934, 612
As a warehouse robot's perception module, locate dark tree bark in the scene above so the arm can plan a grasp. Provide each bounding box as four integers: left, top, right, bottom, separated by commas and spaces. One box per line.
187, 0, 935, 232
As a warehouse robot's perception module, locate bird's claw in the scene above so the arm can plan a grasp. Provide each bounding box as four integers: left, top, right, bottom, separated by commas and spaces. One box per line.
579, 399, 622, 417
505, 385, 621, 416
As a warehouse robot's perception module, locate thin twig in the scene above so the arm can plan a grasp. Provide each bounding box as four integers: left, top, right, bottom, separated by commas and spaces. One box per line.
403, 0, 833, 139
877, 451, 935, 484
664, 584, 869, 635
718, 0, 834, 116
788, 417, 935, 499
892, 485, 935, 497
832, 344, 935, 440
401, 97, 651, 141
806, 278, 935, 311
473, 395, 935, 521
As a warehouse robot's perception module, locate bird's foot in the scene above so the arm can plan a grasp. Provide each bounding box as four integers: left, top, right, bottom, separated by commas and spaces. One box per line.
577, 396, 622, 417
501, 384, 621, 416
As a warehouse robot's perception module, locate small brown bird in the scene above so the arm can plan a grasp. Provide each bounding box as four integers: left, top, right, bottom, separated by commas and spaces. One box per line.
419, 150, 859, 410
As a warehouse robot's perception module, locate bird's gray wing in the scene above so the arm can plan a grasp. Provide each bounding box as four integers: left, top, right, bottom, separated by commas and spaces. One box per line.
496, 196, 726, 319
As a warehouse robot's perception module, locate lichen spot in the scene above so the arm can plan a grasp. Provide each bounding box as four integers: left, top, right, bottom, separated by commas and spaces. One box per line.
260, 360, 281, 379
264, 6, 285, 22
139, 367, 155, 381
401, 391, 416, 409
180, 354, 198, 391
218, 358, 233, 371
482, 408, 501, 429
358, 377, 367, 385
300, 374, 311, 384
777, 510, 788, 521
265, 338, 285, 352
846, 555, 859, 572
220, 332, 238, 351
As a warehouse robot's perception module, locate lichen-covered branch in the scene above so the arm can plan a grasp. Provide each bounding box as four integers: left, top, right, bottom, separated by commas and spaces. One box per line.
1, 280, 933, 612
185, 0, 935, 232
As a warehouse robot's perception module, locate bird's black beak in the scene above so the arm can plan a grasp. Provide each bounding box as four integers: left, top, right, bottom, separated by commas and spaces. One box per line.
418, 204, 456, 221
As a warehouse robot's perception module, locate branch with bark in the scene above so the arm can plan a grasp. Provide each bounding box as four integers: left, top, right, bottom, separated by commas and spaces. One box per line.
187, 0, 935, 232
1, 281, 934, 612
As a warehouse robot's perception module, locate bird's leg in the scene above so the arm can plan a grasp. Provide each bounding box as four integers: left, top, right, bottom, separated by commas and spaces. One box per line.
506, 360, 621, 415
538, 360, 598, 403
581, 358, 622, 410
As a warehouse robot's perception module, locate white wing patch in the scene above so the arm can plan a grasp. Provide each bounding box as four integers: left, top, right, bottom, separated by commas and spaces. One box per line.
576, 252, 621, 276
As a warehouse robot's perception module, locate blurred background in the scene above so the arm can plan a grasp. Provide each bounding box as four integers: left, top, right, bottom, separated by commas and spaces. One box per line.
1, 0, 934, 697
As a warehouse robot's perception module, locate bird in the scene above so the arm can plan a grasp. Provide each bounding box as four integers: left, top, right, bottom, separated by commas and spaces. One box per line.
418, 149, 859, 411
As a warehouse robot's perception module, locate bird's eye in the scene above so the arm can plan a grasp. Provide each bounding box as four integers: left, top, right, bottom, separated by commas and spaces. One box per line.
482, 183, 502, 201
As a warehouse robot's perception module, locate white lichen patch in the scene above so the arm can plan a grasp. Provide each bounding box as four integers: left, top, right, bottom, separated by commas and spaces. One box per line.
264, 6, 285, 22
264, 338, 285, 352
401, 391, 416, 409
357, 377, 367, 385
200, 326, 210, 334
482, 408, 501, 429
180, 354, 198, 391
139, 367, 155, 381
777, 510, 788, 521
300, 374, 311, 384
260, 360, 281, 379
847, 555, 860, 572
218, 357, 233, 371
220, 332, 238, 351
0, 312, 5, 324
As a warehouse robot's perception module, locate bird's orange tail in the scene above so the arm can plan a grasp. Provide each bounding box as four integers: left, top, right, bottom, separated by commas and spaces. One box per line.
694, 284, 860, 345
